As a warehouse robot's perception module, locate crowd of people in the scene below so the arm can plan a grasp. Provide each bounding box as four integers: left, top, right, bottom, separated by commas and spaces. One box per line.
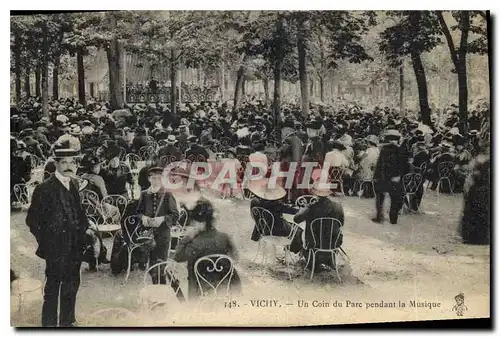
10, 95, 490, 326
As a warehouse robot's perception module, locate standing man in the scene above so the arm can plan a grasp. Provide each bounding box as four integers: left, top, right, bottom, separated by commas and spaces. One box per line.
26, 141, 88, 327
372, 129, 409, 225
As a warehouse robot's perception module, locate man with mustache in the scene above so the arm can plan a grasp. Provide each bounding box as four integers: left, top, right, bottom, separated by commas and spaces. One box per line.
26, 141, 88, 327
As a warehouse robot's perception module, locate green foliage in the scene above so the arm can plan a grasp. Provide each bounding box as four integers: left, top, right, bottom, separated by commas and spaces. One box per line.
379, 11, 442, 67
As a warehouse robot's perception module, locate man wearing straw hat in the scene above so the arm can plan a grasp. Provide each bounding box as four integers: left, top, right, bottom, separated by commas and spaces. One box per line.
26, 140, 88, 327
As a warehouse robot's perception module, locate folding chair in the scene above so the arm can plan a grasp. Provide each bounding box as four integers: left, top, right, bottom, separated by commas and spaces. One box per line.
250, 207, 300, 280
80, 190, 103, 219
329, 167, 346, 197
13, 183, 30, 211
305, 217, 346, 282
427, 161, 455, 196
140, 261, 185, 311
100, 195, 128, 237
401, 172, 424, 214
139, 146, 156, 161
194, 254, 235, 298
169, 208, 189, 256
123, 215, 154, 283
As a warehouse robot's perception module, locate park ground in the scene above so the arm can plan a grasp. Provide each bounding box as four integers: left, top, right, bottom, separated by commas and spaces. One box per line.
10, 191, 490, 327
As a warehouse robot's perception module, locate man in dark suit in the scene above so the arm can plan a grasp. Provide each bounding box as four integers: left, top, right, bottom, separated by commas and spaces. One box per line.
428, 141, 456, 193
409, 139, 430, 212
136, 167, 180, 264
26, 142, 88, 327
372, 129, 409, 224
293, 181, 344, 271
185, 136, 210, 162
157, 135, 182, 162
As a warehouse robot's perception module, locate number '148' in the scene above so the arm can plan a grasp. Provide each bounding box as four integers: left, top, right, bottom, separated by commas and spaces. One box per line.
224, 300, 238, 308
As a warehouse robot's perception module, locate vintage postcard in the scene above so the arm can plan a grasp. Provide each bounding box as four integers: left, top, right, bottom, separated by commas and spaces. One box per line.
10, 10, 490, 327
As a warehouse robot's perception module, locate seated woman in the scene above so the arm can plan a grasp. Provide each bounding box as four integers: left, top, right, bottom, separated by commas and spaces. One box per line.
248, 180, 303, 254
174, 199, 241, 300
78, 154, 108, 200
100, 142, 134, 199
293, 180, 344, 271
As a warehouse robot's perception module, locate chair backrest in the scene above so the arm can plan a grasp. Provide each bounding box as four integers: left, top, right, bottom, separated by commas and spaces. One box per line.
250, 207, 275, 237
438, 161, 454, 178
309, 217, 343, 250
80, 190, 102, 218
118, 147, 127, 161
143, 261, 184, 299
159, 155, 178, 167
177, 208, 188, 229
295, 195, 319, 208
219, 137, 231, 148
30, 155, 44, 169
194, 254, 235, 297
139, 146, 156, 161
123, 215, 142, 245
329, 167, 344, 181
13, 183, 29, 206
402, 173, 423, 195
101, 195, 129, 220
125, 153, 141, 170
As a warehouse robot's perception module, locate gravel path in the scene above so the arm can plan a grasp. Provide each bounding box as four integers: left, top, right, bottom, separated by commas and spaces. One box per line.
10, 191, 490, 326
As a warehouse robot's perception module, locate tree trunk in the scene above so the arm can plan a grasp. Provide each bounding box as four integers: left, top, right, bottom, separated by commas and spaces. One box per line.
105, 14, 124, 111
24, 67, 31, 97
297, 18, 309, 117
52, 54, 60, 100
319, 75, 324, 103
399, 62, 404, 116
169, 48, 177, 123
77, 50, 86, 106
14, 32, 22, 104
232, 54, 248, 120
410, 51, 431, 126
273, 65, 282, 128
457, 11, 470, 134
106, 43, 124, 110
241, 77, 246, 98
272, 16, 286, 128
263, 77, 269, 108
436, 10, 469, 134
41, 26, 49, 117
35, 64, 41, 97
309, 79, 314, 98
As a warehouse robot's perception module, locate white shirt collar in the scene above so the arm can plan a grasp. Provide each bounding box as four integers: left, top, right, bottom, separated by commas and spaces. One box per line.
55, 170, 71, 190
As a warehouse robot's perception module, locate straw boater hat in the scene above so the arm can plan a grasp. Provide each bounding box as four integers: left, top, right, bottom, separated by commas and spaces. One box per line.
309, 180, 332, 197
248, 180, 286, 201
53, 140, 79, 158
166, 135, 176, 145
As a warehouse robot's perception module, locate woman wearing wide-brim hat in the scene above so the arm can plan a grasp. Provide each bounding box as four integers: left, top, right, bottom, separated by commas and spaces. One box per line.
248, 180, 304, 254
